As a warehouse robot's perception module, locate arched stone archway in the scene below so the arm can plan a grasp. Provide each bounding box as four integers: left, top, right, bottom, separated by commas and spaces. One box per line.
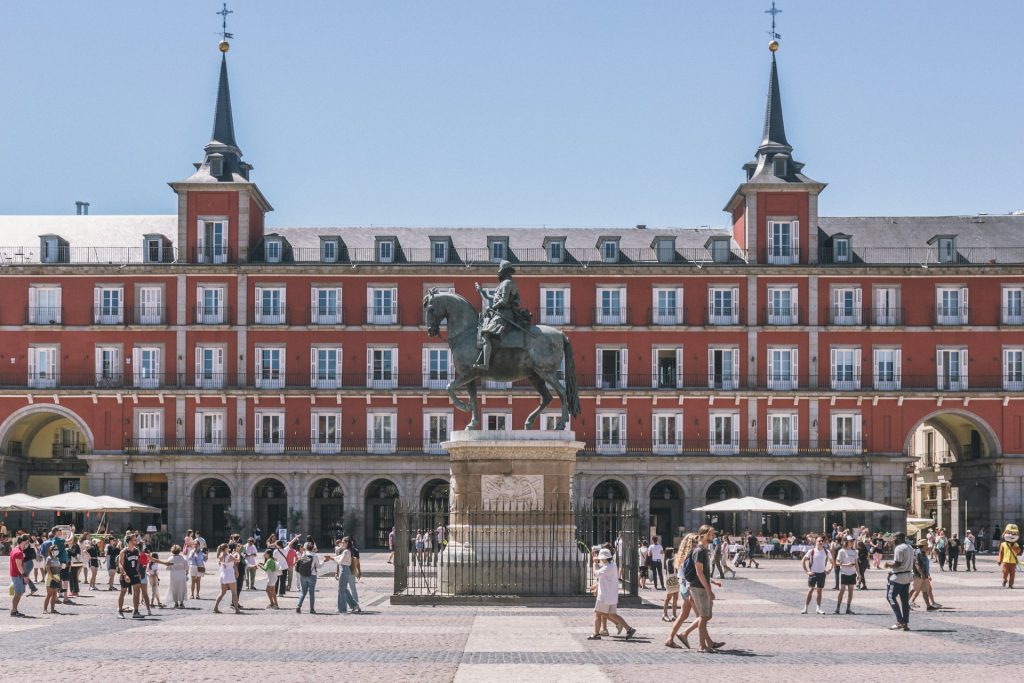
309, 478, 345, 548
0, 403, 95, 454
648, 480, 683, 545
704, 479, 742, 531
364, 478, 399, 549
592, 479, 630, 506
192, 478, 232, 543
761, 480, 803, 535
253, 479, 289, 539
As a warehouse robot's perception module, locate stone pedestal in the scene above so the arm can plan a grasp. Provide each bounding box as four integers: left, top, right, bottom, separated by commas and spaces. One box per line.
440, 430, 585, 596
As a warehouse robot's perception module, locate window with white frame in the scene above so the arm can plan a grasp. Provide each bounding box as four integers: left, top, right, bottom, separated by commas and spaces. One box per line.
937, 237, 956, 264
367, 412, 396, 453
133, 347, 161, 388
936, 286, 968, 325
144, 237, 164, 264
265, 239, 282, 263
311, 411, 341, 454
652, 347, 682, 389
431, 239, 448, 263
485, 413, 511, 432
709, 239, 730, 263
377, 239, 394, 263
136, 410, 162, 451
767, 220, 799, 264
197, 219, 228, 264
422, 346, 450, 389
1004, 348, 1024, 391
768, 412, 798, 455
28, 286, 62, 324
767, 347, 798, 390
540, 413, 568, 431
196, 285, 225, 324
830, 347, 861, 390
601, 240, 619, 263
195, 411, 224, 453
652, 412, 682, 454
596, 287, 626, 324
540, 287, 570, 325
489, 238, 508, 263
831, 413, 862, 454
547, 240, 564, 263
937, 347, 968, 390
321, 239, 339, 263
652, 287, 684, 325
707, 286, 739, 324
311, 346, 341, 389
708, 347, 739, 390
137, 286, 162, 324
95, 346, 122, 387
710, 412, 740, 455
255, 411, 284, 454
367, 347, 397, 389
93, 286, 124, 324
873, 347, 901, 390
831, 287, 862, 325
655, 238, 675, 263
310, 286, 342, 325
194, 346, 225, 388
1003, 286, 1024, 324
254, 286, 286, 324
833, 237, 851, 263
255, 346, 285, 389
424, 412, 452, 453
767, 286, 798, 325
873, 286, 899, 325
28, 345, 57, 388
596, 412, 626, 454
367, 286, 398, 324
596, 347, 627, 389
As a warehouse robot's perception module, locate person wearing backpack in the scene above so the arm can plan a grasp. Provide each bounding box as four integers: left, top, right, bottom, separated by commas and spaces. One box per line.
678, 525, 724, 652
294, 542, 322, 614
801, 536, 834, 614
664, 533, 697, 648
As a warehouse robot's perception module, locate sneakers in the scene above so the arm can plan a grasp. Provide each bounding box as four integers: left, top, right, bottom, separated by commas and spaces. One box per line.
800, 606, 808, 614
132, 611, 144, 619
926, 605, 940, 611
846, 608, 855, 615
625, 627, 636, 640
815, 608, 826, 615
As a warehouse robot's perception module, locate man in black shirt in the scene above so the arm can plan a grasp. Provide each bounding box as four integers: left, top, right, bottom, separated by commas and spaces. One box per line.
117, 535, 144, 619
680, 525, 725, 652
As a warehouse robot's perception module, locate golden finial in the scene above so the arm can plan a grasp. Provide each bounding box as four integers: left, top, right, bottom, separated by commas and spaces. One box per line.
769, 40, 779, 52
765, 2, 781, 52
217, 3, 234, 53
219, 40, 230, 53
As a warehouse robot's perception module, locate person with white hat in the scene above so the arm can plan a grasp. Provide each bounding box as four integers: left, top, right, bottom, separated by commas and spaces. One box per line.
587, 548, 635, 641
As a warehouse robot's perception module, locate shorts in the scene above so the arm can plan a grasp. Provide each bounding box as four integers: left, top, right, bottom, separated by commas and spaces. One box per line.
912, 576, 928, 591
10, 576, 25, 594
689, 586, 713, 618
840, 573, 857, 586
89, 559, 99, 568
59, 566, 70, 581
140, 573, 148, 585
807, 572, 826, 588
48, 579, 61, 590
120, 575, 141, 589
594, 602, 617, 615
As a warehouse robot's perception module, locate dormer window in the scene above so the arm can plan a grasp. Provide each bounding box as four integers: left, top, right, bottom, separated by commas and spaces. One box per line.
706, 237, 731, 264
547, 240, 564, 264
598, 239, 619, 263
39, 235, 68, 264
654, 238, 675, 264
378, 239, 394, 263
773, 156, 787, 178
209, 154, 224, 178
431, 239, 449, 264
488, 238, 508, 263
834, 237, 851, 263
143, 235, 168, 264
321, 238, 339, 263
938, 238, 956, 264
265, 238, 282, 263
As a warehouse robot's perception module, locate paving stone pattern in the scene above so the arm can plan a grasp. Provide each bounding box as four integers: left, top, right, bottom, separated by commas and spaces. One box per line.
1, 553, 1018, 681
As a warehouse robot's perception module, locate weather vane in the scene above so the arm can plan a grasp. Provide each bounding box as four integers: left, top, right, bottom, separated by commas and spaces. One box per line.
217, 2, 234, 52
765, 2, 781, 52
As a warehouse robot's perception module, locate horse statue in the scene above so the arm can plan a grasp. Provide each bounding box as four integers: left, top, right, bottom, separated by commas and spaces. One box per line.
423, 288, 581, 430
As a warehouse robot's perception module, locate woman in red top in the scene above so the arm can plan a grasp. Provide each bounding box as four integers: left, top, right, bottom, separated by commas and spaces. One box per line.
138, 544, 153, 616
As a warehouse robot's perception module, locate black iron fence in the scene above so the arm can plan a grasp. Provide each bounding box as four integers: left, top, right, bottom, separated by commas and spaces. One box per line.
393, 502, 639, 600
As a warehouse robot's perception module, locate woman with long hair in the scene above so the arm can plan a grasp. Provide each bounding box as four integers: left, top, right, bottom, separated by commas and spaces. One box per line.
213, 542, 241, 614
664, 533, 697, 648
187, 542, 206, 599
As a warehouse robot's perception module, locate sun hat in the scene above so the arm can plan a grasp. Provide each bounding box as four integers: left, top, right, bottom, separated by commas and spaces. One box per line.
597, 549, 613, 560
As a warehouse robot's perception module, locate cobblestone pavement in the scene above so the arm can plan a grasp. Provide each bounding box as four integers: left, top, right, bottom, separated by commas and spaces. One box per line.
1, 552, 1018, 681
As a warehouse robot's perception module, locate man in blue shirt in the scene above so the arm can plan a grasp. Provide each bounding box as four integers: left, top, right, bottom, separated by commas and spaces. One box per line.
50, 527, 72, 604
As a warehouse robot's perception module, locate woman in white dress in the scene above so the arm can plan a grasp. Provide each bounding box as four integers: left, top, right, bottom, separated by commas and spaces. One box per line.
151, 545, 189, 608
213, 542, 241, 614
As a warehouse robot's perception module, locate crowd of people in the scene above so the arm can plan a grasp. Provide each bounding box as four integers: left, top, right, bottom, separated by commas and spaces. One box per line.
5, 524, 366, 619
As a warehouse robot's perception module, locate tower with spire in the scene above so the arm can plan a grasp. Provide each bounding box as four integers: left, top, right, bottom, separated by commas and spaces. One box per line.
724, 39, 825, 265
169, 24, 272, 265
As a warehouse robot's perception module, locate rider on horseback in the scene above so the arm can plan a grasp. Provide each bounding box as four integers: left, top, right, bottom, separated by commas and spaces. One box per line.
474, 261, 531, 370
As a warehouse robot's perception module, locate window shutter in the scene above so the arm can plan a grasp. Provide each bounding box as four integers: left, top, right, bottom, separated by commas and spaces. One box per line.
620, 414, 627, 446
675, 348, 684, 388
596, 348, 604, 388
195, 346, 202, 385
310, 287, 318, 323
767, 225, 774, 252
596, 415, 604, 445
215, 347, 223, 375
310, 412, 318, 441
790, 286, 799, 320
731, 414, 740, 446
1003, 288, 1010, 320
366, 348, 373, 386
93, 287, 102, 323
93, 347, 103, 381
707, 349, 715, 389
853, 350, 861, 388
621, 349, 628, 387
872, 349, 880, 386
791, 414, 799, 448
731, 287, 740, 319
960, 349, 969, 389
854, 288, 863, 323
254, 412, 263, 444
254, 287, 263, 323
422, 346, 429, 385
28, 349, 37, 379
708, 418, 715, 450
254, 347, 263, 378
960, 287, 968, 318
310, 347, 317, 384
853, 414, 863, 448
894, 349, 902, 389
651, 288, 659, 319
194, 412, 202, 447
791, 349, 799, 385
650, 349, 658, 389
830, 348, 838, 384
390, 287, 398, 316
936, 349, 944, 389
675, 413, 683, 445
707, 288, 714, 319
675, 287, 684, 321
767, 414, 774, 445
196, 219, 205, 258
563, 287, 571, 321
651, 413, 659, 446
792, 220, 800, 258
132, 348, 140, 385
731, 348, 740, 384
278, 351, 285, 380
280, 287, 287, 315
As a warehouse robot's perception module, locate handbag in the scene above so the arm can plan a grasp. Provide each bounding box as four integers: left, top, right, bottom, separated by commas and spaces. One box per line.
666, 575, 680, 593
197, 565, 206, 574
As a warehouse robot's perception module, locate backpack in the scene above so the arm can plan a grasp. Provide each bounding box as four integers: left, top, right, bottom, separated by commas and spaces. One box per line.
682, 549, 699, 584
294, 555, 314, 577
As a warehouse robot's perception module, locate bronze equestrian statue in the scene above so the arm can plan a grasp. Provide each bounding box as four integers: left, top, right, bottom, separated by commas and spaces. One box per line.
423, 262, 581, 430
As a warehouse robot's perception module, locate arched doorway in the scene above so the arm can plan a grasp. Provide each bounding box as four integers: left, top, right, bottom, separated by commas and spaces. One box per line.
592, 479, 629, 545
193, 478, 231, 543
365, 479, 399, 549
704, 480, 741, 531
253, 479, 288, 539
906, 410, 998, 537
649, 480, 683, 546
762, 480, 802, 535
419, 479, 451, 546
309, 479, 344, 548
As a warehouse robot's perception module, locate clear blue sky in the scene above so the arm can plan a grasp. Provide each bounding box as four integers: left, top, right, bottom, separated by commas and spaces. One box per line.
1, 2, 1021, 230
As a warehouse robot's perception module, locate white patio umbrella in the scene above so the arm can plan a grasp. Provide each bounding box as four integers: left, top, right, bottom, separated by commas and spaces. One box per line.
0, 493, 43, 512
92, 495, 160, 513
789, 497, 903, 513
33, 492, 122, 512
907, 517, 936, 536
692, 496, 794, 513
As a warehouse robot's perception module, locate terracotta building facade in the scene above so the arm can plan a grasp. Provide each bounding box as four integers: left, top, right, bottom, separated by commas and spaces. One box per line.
1, 49, 1022, 547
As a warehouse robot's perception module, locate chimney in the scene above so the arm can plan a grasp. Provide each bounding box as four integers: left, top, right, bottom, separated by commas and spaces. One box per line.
636, 224, 647, 230
75, 201, 90, 215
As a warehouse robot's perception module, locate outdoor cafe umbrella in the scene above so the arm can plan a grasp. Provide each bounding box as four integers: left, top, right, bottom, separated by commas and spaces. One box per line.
789, 496, 904, 532
0, 493, 43, 512
907, 516, 936, 536
91, 495, 160, 513
692, 496, 794, 513
32, 492, 128, 513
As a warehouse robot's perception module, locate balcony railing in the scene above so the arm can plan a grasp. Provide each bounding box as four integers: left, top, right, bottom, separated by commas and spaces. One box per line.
764, 247, 799, 265
0, 245, 181, 265
364, 307, 401, 325
190, 246, 233, 265
869, 307, 904, 326
827, 306, 863, 326
580, 439, 846, 457
193, 305, 232, 325
539, 309, 571, 325
648, 307, 687, 326
25, 306, 64, 325
122, 437, 449, 456
764, 306, 800, 326
934, 306, 969, 326
252, 308, 289, 325
310, 308, 346, 325
592, 307, 629, 325
1002, 307, 1024, 325
705, 306, 742, 325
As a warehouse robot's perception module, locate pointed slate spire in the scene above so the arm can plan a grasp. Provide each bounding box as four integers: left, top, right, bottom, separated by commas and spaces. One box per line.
210, 54, 237, 148
758, 54, 791, 155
